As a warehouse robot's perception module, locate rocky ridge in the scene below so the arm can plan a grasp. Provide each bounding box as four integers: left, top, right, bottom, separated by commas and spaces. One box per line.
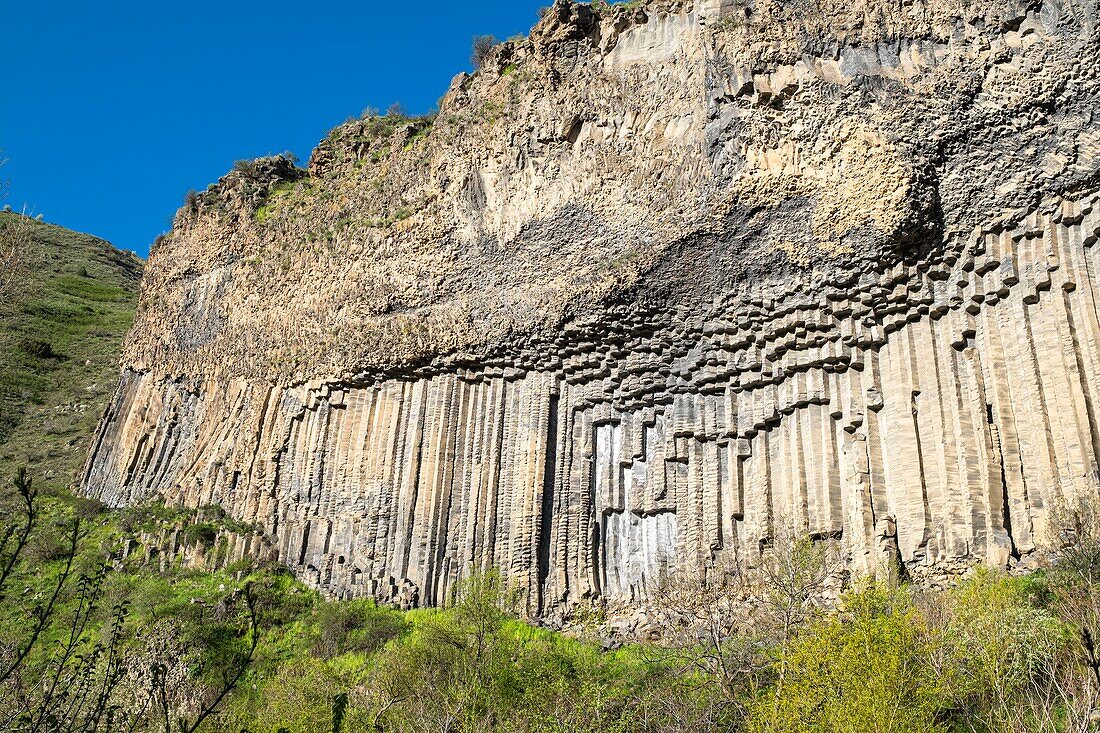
85, 0, 1100, 615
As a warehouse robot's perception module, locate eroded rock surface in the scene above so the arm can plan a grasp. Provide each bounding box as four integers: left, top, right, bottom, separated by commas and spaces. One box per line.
84, 0, 1100, 614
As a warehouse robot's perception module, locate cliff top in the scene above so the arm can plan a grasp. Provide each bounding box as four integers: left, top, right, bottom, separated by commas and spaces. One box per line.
123, 0, 1098, 387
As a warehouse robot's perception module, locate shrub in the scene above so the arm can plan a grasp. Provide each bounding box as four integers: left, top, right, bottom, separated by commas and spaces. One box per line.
949, 570, 1066, 691
933, 569, 1070, 729
365, 572, 528, 730
219, 657, 354, 733
471, 34, 497, 70
182, 521, 218, 548
17, 337, 54, 358
750, 583, 949, 733
232, 158, 262, 177
312, 598, 406, 659
183, 188, 201, 214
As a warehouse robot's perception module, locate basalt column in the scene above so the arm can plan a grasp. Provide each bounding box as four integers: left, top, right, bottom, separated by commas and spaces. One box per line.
86, 195, 1100, 611
82, 0, 1100, 613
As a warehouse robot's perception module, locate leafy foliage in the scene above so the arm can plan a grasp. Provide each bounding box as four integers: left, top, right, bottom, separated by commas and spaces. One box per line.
750, 583, 949, 733
5, 458, 1100, 732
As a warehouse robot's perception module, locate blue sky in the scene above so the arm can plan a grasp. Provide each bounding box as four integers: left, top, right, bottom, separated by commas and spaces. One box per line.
0, 1, 547, 257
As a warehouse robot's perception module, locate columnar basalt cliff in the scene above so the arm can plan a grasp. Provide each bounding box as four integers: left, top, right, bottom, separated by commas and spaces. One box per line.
84, 0, 1100, 613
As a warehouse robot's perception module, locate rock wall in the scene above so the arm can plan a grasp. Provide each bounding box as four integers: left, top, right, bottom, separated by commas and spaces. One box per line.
84, 0, 1100, 614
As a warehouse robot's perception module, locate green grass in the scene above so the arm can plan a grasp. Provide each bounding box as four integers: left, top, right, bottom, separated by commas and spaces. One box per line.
0, 213, 142, 492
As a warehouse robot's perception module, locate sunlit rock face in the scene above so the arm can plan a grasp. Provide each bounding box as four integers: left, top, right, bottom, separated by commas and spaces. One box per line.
83, 0, 1100, 614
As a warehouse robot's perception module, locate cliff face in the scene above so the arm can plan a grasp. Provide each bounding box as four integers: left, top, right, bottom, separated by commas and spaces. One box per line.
84, 0, 1100, 613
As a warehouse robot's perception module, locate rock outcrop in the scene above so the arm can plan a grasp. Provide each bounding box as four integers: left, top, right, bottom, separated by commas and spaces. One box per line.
83, 0, 1100, 614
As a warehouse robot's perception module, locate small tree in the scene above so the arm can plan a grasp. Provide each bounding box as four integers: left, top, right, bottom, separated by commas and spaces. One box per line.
471, 35, 497, 70
752, 523, 844, 642
365, 570, 520, 732
645, 525, 842, 726
749, 583, 947, 733
649, 561, 762, 713
1042, 495, 1100, 728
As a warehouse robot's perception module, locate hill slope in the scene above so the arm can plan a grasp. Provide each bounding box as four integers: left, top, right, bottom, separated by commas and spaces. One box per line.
0, 213, 142, 489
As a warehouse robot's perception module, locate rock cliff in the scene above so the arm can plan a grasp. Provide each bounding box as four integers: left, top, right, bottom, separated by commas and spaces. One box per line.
84, 0, 1100, 613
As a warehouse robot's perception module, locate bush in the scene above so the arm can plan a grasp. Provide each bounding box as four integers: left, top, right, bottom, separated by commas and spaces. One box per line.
750, 583, 949, 733
183, 188, 201, 213
312, 598, 406, 659
232, 158, 262, 176
182, 521, 218, 548
17, 337, 54, 358
219, 658, 356, 733
940, 570, 1067, 710
471, 34, 497, 69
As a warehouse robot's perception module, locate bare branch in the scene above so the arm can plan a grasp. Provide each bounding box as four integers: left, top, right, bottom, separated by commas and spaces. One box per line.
0, 156, 32, 306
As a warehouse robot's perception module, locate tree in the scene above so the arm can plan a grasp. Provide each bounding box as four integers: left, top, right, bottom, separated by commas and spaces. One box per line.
919, 569, 1069, 732
471, 35, 497, 70
749, 583, 949, 733
752, 523, 844, 642
1040, 495, 1100, 729
365, 571, 520, 733
644, 523, 843, 728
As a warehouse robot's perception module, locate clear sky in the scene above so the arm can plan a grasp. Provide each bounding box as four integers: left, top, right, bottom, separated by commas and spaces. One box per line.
0, 1, 547, 257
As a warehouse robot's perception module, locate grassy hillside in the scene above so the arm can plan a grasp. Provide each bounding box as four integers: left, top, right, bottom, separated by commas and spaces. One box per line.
0, 212, 142, 490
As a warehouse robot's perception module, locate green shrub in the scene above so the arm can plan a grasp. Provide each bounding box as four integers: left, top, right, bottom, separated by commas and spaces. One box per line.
182, 521, 218, 548
219, 657, 358, 733
933, 568, 1071, 729
947, 570, 1067, 694
750, 583, 949, 733
17, 337, 54, 358
312, 598, 406, 659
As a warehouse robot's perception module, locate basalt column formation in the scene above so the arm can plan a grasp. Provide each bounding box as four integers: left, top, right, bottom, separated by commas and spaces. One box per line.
84, 0, 1100, 613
